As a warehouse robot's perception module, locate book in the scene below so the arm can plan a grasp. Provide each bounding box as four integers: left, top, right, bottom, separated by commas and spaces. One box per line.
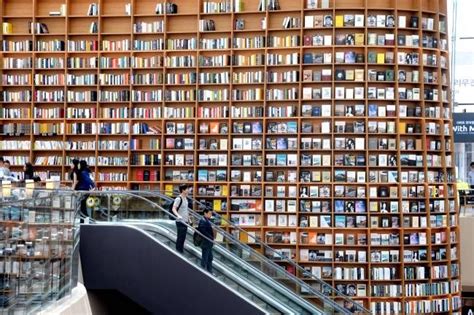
354, 15, 364, 27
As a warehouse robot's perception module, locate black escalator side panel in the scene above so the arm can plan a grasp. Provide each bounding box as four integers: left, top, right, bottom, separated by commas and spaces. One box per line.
80, 225, 265, 315
87, 289, 151, 315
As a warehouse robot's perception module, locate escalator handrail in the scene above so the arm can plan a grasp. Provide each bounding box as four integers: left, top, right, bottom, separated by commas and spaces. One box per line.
93, 222, 278, 315
85, 189, 359, 314
80, 190, 332, 314
108, 189, 364, 314
109, 221, 299, 315
124, 220, 326, 314
145, 189, 369, 313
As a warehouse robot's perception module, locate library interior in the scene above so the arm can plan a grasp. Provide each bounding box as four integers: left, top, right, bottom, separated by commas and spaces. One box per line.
0, 0, 473, 314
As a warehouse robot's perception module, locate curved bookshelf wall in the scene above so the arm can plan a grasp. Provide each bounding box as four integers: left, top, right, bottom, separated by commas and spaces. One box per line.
0, 0, 460, 313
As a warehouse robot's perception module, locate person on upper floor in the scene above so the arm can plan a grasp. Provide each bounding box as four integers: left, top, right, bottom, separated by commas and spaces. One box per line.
69, 159, 81, 190
23, 162, 40, 182
2, 160, 11, 177
76, 160, 95, 191
77, 160, 95, 224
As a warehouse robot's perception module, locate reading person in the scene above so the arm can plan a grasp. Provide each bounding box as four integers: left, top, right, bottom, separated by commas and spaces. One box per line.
172, 184, 191, 253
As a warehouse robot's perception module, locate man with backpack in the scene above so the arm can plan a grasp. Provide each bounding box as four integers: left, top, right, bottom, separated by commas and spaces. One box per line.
197, 208, 215, 273
172, 184, 190, 253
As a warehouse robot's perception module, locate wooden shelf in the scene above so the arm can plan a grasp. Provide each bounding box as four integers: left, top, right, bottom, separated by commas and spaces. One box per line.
0, 0, 460, 313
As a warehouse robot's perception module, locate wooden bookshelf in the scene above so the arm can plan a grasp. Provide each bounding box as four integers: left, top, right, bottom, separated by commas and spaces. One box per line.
0, 0, 460, 313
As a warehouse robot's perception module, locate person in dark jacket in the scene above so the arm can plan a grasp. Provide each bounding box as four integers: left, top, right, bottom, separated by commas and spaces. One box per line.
77, 160, 95, 223
198, 209, 215, 273
23, 162, 40, 182
77, 160, 94, 190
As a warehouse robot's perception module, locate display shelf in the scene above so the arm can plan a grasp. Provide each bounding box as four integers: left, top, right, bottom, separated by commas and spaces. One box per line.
0, 0, 460, 313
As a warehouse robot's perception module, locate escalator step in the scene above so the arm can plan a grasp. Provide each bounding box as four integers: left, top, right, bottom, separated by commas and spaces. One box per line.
227, 282, 238, 290
183, 252, 193, 259
254, 301, 267, 310
151, 234, 170, 243
237, 286, 253, 298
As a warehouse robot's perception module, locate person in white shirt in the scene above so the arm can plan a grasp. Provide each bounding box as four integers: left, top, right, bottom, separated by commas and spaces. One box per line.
0, 159, 17, 181
3, 160, 11, 177
172, 184, 190, 253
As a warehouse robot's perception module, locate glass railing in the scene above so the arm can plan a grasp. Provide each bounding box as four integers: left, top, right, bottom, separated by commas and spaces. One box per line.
81, 190, 327, 314
83, 189, 369, 314
0, 186, 80, 314
0, 186, 370, 314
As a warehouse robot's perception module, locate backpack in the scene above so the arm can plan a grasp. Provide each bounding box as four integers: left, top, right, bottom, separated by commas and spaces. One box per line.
168, 196, 182, 220
193, 230, 202, 247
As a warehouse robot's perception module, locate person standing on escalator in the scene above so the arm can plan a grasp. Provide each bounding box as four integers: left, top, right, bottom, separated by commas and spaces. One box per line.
172, 184, 190, 253
198, 208, 215, 273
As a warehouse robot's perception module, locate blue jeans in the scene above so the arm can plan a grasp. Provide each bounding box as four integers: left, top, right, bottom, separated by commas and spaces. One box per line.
201, 243, 213, 273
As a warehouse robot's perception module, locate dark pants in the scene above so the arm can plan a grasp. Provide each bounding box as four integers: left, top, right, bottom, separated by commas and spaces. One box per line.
175, 221, 187, 253
79, 194, 89, 223
201, 242, 213, 273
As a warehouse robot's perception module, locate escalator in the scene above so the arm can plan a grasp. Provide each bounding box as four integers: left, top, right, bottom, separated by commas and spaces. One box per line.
80, 191, 333, 314
80, 190, 369, 314
80, 224, 272, 315
130, 220, 321, 314
129, 190, 370, 314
